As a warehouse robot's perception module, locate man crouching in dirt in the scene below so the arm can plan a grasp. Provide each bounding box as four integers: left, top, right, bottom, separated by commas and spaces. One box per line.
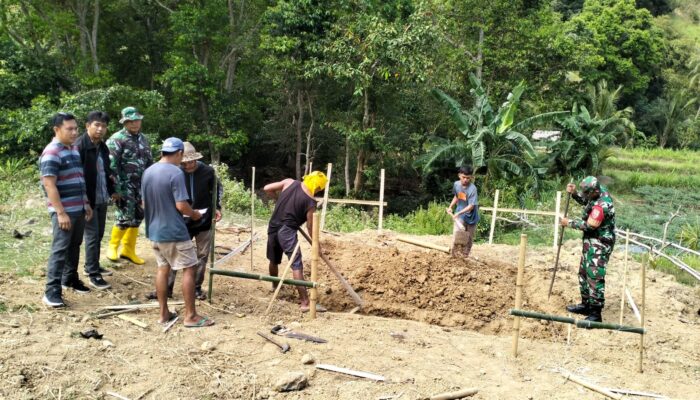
264, 171, 327, 313
559, 176, 616, 323
142, 138, 213, 328
446, 166, 480, 258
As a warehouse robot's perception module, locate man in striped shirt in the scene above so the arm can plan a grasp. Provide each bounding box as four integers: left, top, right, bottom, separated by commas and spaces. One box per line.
40, 113, 93, 308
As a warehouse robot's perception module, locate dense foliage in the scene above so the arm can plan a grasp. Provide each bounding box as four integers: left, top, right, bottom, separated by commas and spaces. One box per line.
0, 0, 698, 202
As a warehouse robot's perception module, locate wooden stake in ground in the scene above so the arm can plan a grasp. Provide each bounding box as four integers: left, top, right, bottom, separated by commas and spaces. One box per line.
429, 387, 478, 400
320, 163, 332, 231
265, 242, 301, 315
378, 168, 385, 232
488, 189, 500, 244
639, 252, 647, 373
310, 212, 320, 319
251, 166, 255, 271
512, 233, 527, 357
619, 229, 630, 324
553, 190, 561, 251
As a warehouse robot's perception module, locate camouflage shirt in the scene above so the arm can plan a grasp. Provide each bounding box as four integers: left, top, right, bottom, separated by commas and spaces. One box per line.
106, 129, 153, 198
568, 185, 616, 244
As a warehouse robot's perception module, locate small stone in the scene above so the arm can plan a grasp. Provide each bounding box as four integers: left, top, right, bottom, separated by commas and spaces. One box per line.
129, 294, 136, 300
235, 313, 245, 318
523, 376, 532, 381
273, 371, 308, 392
201, 341, 216, 352
21, 328, 29, 336
301, 354, 315, 365
102, 340, 114, 348
479, 369, 486, 376
81, 315, 90, 323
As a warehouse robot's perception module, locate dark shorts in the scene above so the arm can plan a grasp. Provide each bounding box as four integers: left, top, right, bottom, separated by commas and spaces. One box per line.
267, 225, 303, 271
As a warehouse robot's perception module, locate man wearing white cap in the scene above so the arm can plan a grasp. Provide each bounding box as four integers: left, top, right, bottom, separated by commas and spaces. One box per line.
142, 137, 214, 328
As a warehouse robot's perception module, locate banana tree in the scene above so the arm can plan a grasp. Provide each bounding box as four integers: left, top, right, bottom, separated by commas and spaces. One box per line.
419, 73, 566, 191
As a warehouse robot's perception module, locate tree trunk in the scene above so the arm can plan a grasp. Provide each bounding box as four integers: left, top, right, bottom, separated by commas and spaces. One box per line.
295, 89, 304, 180
200, 95, 220, 163
74, 1, 88, 59
344, 136, 351, 196
476, 27, 483, 80
304, 91, 315, 174
353, 88, 371, 193
89, 0, 100, 73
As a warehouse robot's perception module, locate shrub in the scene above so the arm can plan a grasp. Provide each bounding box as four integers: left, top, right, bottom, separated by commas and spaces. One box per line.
214, 163, 271, 218
385, 201, 452, 235
324, 205, 376, 232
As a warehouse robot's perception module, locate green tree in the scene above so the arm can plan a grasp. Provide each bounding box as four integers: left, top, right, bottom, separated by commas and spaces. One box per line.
585, 80, 642, 146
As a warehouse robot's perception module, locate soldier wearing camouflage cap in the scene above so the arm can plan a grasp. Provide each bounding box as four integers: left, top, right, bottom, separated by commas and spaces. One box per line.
105, 107, 153, 265
559, 176, 616, 322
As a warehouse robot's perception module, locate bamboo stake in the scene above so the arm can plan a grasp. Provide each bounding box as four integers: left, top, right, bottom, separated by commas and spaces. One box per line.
378, 168, 385, 232
92, 309, 137, 319
553, 191, 561, 251
619, 229, 630, 324
310, 212, 320, 319
509, 309, 645, 334
208, 168, 219, 301
512, 233, 527, 357
265, 242, 301, 315
100, 302, 184, 311
639, 252, 647, 373
488, 190, 500, 244
117, 314, 148, 328
429, 387, 479, 400
560, 371, 623, 400
251, 166, 255, 271
208, 269, 318, 287
320, 163, 332, 231
396, 236, 450, 253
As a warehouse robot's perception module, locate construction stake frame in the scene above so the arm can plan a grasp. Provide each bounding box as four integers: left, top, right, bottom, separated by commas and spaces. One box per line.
509, 309, 645, 334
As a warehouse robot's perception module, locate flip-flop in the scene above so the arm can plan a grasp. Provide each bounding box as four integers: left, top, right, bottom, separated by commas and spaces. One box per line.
185, 316, 215, 328
158, 311, 178, 325
300, 304, 327, 313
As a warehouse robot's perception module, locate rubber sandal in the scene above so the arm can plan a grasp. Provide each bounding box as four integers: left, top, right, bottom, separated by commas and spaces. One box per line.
185, 316, 215, 328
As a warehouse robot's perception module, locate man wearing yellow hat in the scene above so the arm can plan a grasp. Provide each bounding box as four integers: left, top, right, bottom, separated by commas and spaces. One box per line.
263, 171, 327, 312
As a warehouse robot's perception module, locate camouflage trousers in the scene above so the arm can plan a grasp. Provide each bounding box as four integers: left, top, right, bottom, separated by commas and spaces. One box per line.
578, 238, 613, 307
114, 193, 144, 228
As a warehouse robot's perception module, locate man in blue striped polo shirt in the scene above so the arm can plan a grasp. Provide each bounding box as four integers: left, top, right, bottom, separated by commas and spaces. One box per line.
40, 113, 94, 308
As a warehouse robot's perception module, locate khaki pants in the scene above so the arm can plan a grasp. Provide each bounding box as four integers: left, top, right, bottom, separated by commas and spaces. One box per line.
451, 220, 476, 258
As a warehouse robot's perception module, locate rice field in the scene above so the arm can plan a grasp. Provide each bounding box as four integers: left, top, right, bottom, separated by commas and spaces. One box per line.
604, 148, 700, 191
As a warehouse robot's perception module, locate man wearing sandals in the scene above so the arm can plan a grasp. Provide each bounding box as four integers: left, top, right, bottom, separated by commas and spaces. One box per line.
145, 142, 222, 301
142, 137, 214, 328
264, 171, 327, 313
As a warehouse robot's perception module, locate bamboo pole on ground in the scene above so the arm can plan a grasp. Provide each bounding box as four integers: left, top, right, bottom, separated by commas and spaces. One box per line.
320, 163, 332, 231
250, 166, 255, 271
310, 212, 320, 319
560, 371, 623, 400
207, 269, 318, 287
488, 189, 500, 244
378, 168, 385, 232
639, 252, 647, 373
397, 236, 450, 253
553, 191, 561, 251
265, 242, 301, 315
512, 233, 527, 357
619, 229, 630, 324
509, 309, 645, 334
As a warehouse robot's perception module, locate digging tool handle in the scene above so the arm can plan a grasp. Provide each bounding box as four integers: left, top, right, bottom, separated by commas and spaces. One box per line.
299, 229, 364, 307
548, 192, 571, 299
257, 332, 290, 353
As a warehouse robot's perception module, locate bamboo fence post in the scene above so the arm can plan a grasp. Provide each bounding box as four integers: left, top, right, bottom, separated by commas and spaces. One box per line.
378, 168, 385, 232
512, 233, 527, 357
488, 190, 500, 244
208, 169, 219, 302
619, 229, 630, 324
310, 212, 320, 319
639, 252, 647, 373
265, 242, 301, 315
553, 191, 562, 251
250, 166, 255, 271
320, 163, 332, 231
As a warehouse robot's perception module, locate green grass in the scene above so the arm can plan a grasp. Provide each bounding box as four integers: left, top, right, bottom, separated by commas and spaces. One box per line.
610, 147, 700, 164
641, 253, 699, 287
605, 157, 700, 175
606, 170, 700, 191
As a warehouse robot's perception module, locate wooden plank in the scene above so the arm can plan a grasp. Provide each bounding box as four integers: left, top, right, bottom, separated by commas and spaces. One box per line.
378, 168, 385, 232
316, 364, 385, 381
480, 206, 557, 217
101, 301, 184, 311
397, 236, 450, 253
314, 197, 388, 206
429, 388, 479, 400
488, 190, 500, 244
117, 314, 148, 328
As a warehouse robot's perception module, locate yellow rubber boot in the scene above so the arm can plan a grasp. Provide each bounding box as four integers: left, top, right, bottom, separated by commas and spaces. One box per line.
119, 227, 145, 265
107, 226, 126, 261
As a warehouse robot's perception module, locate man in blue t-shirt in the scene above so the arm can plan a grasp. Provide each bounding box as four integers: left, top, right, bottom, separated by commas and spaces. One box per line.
142, 137, 213, 328
446, 165, 480, 258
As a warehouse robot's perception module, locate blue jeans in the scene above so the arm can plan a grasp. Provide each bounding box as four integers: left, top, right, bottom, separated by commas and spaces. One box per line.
84, 203, 108, 277
45, 212, 86, 297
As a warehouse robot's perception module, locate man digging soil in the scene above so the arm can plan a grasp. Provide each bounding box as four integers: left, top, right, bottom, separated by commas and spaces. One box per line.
264, 171, 328, 313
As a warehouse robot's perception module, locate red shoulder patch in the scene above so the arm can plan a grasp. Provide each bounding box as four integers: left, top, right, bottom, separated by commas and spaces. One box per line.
587, 205, 604, 227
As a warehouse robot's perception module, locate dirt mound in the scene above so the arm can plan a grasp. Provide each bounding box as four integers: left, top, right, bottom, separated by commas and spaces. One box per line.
314, 234, 565, 338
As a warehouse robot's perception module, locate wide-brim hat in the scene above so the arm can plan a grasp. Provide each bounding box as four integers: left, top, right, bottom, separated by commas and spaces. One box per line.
182, 142, 203, 162
119, 106, 144, 124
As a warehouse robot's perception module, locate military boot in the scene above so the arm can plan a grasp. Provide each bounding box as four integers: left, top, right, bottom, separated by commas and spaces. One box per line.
565, 303, 590, 315
585, 306, 602, 322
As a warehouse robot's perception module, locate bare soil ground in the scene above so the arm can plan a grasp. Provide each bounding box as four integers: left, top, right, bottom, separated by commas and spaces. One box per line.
0, 225, 698, 399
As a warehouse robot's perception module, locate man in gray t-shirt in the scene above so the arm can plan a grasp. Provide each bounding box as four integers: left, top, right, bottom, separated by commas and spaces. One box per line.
446, 165, 480, 258
142, 137, 213, 328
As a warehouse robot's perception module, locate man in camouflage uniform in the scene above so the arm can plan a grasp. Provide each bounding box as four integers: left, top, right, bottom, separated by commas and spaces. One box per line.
560, 176, 615, 322
105, 107, 153, 265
